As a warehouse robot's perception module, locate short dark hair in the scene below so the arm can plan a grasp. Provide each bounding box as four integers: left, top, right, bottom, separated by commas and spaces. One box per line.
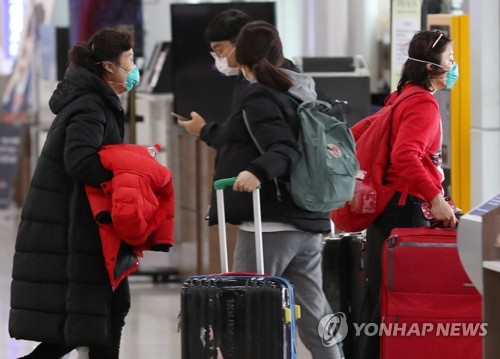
68, 27, 134, 77
205, 9, 253, 43
235, 21, 292, 91
397, 30, 452, 92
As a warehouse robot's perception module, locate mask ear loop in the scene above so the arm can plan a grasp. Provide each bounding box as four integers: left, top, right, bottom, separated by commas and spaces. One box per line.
96, 61, 114, 74
96, 61, 127, 88
407, 57, 447, 88
407, 56, 444, 69
97, 61, 133, 75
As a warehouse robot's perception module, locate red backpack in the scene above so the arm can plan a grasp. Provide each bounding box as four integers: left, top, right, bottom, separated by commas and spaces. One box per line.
331, 87, 427, 232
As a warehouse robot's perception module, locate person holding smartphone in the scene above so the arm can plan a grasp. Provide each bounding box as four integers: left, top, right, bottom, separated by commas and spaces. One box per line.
179, 21, 342, 359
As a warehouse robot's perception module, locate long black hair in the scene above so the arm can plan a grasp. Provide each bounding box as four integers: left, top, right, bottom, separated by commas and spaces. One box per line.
397, 30, 452, 92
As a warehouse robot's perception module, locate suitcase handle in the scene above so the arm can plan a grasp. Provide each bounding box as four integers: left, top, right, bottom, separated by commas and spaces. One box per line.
214, 177, 264, 274
214, 177, 237, 190
218, 271, 269, 277
214, 177, 261, 190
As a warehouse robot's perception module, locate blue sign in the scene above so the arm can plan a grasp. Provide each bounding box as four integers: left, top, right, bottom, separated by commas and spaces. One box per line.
468, 193, 500, 217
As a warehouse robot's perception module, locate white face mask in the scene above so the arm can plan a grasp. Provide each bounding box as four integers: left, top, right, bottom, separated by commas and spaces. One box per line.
210, 48, 239, 76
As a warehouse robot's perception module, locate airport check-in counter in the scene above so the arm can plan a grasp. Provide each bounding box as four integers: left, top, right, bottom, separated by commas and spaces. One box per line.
458, 194, 500, 358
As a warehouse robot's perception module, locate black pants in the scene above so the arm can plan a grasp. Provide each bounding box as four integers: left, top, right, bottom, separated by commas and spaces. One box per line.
20, 279, 130, 359
359, 192, 429, 359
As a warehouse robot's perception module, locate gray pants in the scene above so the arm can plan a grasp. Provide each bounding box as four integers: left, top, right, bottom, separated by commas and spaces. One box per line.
233, 230, 342, 359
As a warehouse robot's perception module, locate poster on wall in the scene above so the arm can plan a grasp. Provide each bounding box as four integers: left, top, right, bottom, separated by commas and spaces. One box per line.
0, 0, 54, 207
1, 1, 45, 124
390, 0, 425, 91
0, 123, 23, 208
69, 0, 144, 59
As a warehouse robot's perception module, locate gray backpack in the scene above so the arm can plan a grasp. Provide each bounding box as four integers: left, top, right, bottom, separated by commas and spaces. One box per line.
243, 99, 359, 212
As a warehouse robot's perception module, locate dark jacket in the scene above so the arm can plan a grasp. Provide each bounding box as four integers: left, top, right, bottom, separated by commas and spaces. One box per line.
9, 64, 130, 347
200, 79, 330, 233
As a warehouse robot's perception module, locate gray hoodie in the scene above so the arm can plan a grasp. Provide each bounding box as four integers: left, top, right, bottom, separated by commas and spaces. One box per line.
281, 68, 318, 101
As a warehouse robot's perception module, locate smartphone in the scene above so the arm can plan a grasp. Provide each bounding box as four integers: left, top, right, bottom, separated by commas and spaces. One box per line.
171, 112, 189, 121
421, 197, 457, 220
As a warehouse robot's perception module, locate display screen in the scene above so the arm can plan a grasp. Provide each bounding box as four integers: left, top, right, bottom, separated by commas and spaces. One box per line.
137, 41, 173, 94
171, 2, 275, 124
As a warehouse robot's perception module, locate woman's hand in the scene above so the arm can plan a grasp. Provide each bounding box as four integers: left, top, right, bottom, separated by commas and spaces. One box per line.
177, 111, 206, 136
233, 171, 261, 192
429, 194, 457, 228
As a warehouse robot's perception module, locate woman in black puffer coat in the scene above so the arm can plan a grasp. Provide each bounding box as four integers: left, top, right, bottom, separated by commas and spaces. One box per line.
9, 27, 140, 359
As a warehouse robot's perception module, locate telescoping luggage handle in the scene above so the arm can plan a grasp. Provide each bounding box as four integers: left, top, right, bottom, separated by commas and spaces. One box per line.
214, 177, 264, 274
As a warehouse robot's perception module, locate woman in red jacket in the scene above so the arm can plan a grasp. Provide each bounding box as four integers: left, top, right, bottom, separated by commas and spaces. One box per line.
362, 30, 459, 358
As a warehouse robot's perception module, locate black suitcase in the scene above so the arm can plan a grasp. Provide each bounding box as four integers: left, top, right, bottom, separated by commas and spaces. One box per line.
322, 232, 367, 359
181, 178, 300, 359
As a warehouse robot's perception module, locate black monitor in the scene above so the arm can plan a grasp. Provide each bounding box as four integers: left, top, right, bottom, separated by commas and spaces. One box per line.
301, 57, 356, 73
313, 76, 371, 127
171, 2, 275, 124
296, 56, 371, 127
137, 41, 173, 93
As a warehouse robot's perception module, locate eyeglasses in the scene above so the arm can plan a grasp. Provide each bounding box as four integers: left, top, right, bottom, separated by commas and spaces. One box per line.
210, 46, 235, 60
431, 32, 444, 49
430, 30, 450, 49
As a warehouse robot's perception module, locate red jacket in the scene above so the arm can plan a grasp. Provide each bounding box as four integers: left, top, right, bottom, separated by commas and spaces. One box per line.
383, 85, 444, 201
85, 144, 174, 290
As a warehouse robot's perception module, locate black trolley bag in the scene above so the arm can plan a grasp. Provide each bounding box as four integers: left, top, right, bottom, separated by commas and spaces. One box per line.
180, 177, 300, 359
322, 232, 367, 359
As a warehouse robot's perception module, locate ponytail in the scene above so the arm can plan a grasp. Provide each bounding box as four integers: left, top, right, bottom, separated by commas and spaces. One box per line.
236, 21, 292, 91
253, 57, 292, 91
69, 43, 102, 76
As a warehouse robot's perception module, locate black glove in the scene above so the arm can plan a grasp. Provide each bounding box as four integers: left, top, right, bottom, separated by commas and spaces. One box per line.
150, 244, 171, 252
96, 211, 112, 224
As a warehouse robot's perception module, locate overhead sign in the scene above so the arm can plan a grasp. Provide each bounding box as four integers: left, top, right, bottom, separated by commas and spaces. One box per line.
391, 0, 424, 91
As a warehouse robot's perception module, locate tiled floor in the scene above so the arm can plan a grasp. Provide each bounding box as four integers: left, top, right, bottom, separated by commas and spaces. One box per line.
0, 206, 178, 358
0, 207, 310, 358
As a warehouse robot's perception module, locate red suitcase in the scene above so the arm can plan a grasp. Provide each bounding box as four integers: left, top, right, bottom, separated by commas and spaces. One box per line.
380, 227, 483, 359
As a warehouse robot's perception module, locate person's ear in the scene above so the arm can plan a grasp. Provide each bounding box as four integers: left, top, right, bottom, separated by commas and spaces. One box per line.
425, 63, 434, 72
101, 62, 115, 75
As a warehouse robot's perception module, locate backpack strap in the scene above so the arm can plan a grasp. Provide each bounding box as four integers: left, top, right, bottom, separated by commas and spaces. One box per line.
389, 86, 428, 107
242, 109, 283, 202
289, 95, 349, 123
387, 86, 428, 205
